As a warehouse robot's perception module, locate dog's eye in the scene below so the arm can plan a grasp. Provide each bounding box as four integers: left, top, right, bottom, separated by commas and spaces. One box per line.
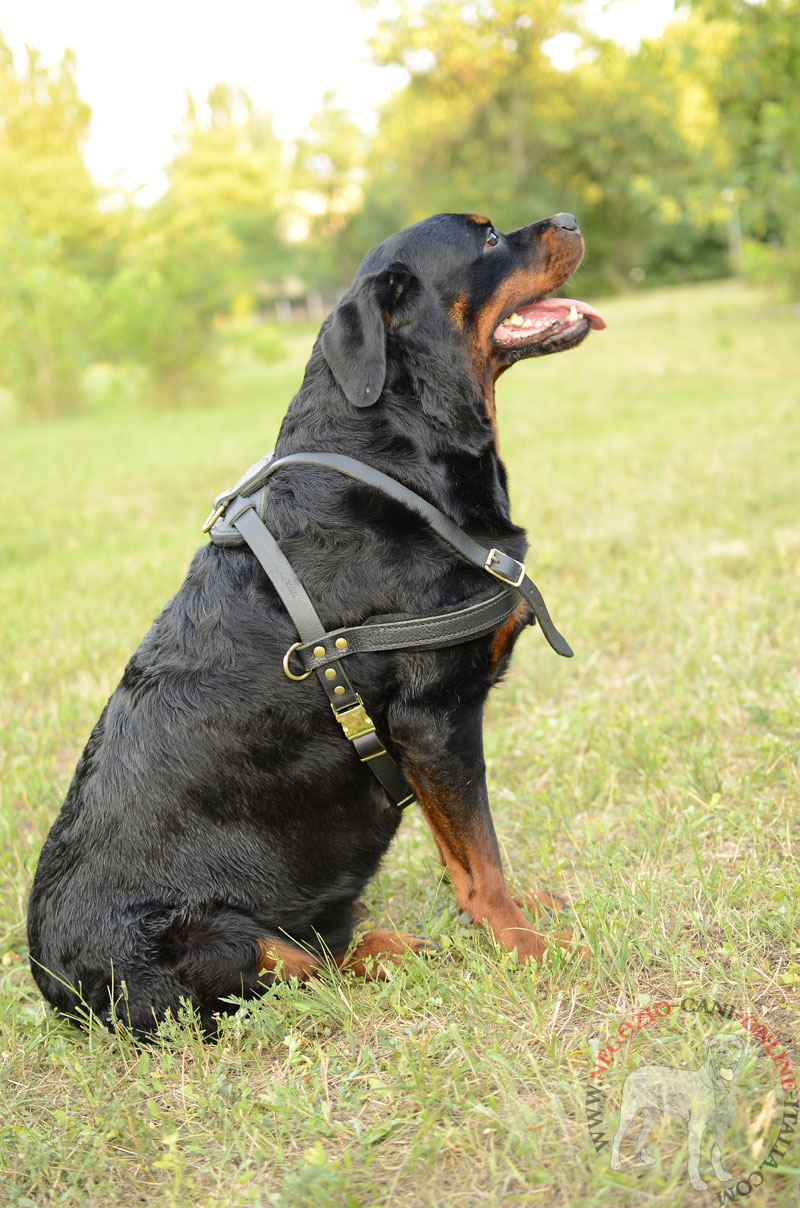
485, 228, 500, 247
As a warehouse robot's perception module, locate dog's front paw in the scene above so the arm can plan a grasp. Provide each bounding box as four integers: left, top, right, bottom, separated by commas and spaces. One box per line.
503, 923, 588, 964
512, 888, 569, 918
512, 891, 589, 962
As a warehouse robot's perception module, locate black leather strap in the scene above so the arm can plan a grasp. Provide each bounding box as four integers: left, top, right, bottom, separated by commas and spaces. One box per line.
261, 452, 573, 658
234, 506, 328, 645
232, 506, 416, 810
285, 587, 519, 677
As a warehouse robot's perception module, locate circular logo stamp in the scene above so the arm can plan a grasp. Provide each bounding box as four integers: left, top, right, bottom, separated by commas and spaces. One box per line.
584, 997, 797, 1198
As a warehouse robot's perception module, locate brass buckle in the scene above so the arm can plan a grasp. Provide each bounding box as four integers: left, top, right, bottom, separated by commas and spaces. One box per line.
331, 696, 376, 740
484, 548, 526, 588
282, 642, 313, 681
202, 503, 226, 533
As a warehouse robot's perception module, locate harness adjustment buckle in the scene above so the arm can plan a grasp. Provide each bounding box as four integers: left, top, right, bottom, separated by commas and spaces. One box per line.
484, 548, 526, 588
332, 696, 376, 740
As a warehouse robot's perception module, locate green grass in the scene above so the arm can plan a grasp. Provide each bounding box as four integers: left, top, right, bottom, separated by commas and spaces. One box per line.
1, 282, 799, 1206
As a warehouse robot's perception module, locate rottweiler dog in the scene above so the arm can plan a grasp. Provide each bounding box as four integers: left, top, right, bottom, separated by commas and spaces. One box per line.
28, 211, 605, 1037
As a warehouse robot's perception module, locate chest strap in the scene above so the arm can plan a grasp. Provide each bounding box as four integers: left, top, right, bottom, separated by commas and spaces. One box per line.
284, 587, 519, 678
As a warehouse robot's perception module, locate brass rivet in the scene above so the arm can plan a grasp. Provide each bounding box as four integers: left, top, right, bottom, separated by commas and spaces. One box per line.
335, 637, 348, 651
313, 645, 325, 658
325, 668, 336, 679
334, 685, 346, 695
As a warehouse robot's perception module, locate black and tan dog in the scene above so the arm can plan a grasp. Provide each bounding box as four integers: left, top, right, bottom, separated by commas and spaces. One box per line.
28, 211, 605, 1036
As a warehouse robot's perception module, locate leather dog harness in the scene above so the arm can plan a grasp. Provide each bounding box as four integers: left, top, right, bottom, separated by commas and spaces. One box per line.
203, 451, 573, 811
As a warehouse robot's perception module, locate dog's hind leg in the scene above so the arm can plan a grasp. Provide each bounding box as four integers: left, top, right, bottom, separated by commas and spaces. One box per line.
610, 1085, 641, 1170
254, 937, 322, 982
634, 1108, 660, 1165
337, 929, 437, 979
142, 910, 326, 1035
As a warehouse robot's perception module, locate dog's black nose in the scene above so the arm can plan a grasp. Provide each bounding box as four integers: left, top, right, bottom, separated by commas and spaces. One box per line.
550, 212, 580, 233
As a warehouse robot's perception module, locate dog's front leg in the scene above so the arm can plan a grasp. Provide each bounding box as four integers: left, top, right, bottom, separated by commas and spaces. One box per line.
394, 707, 563, 962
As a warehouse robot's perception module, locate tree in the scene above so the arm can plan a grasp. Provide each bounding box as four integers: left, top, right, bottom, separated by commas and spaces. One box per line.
99, 85, 290, 405
0, 213, 96, 417
100, 201, 237, 407
0, 38, 101, 267
346, 0, 730, 291
0, 39, 101, 414
169, 83, 287, 289
553, 17, 731, 290
688, 0, 800, 294
360, 0, 585, 228
341, 0, 748, 291
290, 95, 368, 287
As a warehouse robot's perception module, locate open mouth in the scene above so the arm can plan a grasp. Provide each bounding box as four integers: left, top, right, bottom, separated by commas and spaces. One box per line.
493, 296, 606, 353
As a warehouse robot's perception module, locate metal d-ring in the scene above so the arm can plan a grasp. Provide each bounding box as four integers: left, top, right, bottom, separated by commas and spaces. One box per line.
282, 641, 312, 681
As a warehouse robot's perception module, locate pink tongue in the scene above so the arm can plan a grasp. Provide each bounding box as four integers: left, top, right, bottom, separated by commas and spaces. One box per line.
522, 298, 606, 330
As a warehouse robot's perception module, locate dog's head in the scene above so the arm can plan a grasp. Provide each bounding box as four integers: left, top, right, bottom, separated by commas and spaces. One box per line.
321, 212, 605, 410
705, 1033, 747, 1083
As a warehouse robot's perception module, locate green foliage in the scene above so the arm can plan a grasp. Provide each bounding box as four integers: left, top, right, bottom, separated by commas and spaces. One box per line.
290, 95, 369, 285
170, 83, 288, 284
0, 38, 104, 415
348, 0, 736, 291
2, 2, 798, 418
93, 84, 292, 406
360, 0, 583, 223
220, 319, 288, 369
690, 0, 800, 295
0, 37, 101, 268
0, 213, 96, 416
100, 202, 237, 406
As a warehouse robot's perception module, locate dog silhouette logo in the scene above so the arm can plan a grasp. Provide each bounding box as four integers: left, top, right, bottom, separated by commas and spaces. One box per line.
609, 1033, 747, 1192
585, 1001, 798, 1199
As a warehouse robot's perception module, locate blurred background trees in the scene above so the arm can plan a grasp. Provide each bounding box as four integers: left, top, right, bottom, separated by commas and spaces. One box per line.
0, 0, 797, 417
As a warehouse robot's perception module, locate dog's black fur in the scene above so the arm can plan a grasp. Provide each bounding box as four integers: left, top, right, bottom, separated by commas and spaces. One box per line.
28, 212, 598, 1036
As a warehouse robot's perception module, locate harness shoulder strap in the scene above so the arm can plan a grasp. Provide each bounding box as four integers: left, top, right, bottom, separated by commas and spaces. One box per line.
232, 505, 416, 811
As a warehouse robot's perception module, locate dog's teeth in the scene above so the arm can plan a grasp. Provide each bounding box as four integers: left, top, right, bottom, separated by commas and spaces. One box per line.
568, 304, 578, 323
507, 312, 524, 327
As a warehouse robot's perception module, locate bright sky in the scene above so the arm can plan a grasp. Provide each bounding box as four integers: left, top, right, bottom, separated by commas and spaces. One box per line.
1, 0, 677, 199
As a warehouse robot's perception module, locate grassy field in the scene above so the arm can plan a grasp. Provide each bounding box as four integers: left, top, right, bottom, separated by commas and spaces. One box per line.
1, 281, 798, 1207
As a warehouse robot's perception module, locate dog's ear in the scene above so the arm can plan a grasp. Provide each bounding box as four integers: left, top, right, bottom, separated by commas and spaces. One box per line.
321, 262, 418, 408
